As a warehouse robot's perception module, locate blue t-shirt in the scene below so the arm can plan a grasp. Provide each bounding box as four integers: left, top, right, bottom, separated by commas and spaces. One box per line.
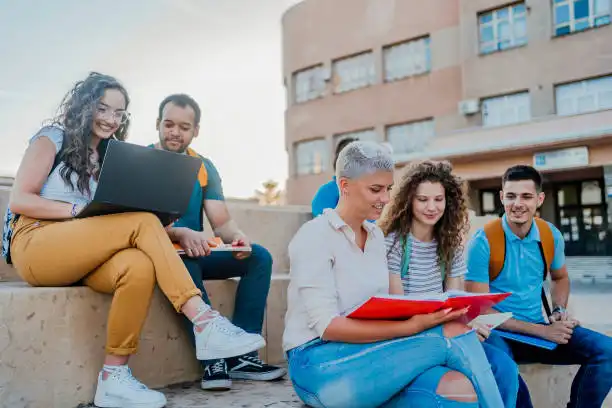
148, 144, 224, 232
311, 177, 339, 217
466, 215, 565, 324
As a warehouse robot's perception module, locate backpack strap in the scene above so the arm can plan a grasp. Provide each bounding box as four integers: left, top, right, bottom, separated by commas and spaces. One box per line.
534, 218, 555, 318
400, 234, 448, 287
534, 218, 555, 279
186, 147, 208, 188
483, 218, 506, 282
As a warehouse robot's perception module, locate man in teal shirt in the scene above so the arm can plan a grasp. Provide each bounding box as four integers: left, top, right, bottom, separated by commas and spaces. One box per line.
152, 94, 286, 391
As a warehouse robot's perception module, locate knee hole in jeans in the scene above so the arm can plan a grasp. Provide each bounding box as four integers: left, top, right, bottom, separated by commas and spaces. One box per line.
435, 371, 477, 403
442, 321, 472, 338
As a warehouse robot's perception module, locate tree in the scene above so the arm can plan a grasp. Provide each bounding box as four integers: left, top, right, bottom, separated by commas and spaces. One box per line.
254, 179, 283, 206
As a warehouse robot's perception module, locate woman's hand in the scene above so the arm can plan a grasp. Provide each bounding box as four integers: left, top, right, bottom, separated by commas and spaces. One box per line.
409, 307, 470, 333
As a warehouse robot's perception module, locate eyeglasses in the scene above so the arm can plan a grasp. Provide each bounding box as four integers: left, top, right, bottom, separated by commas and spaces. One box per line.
96, 105, 131, 125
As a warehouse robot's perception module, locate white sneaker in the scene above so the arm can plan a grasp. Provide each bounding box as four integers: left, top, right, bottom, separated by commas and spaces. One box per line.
195, 315, 266, 360
93, 365, 167, 408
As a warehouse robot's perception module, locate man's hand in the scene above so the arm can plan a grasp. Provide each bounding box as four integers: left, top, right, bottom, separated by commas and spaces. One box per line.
232, 235, 252, 260
177, 229, 216, 258
470, 321, 492, 342
549, 310, 580, 326
537, 321, 576, 344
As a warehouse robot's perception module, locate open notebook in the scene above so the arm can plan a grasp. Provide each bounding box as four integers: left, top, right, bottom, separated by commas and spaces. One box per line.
345, 290, 511, 321
173, 238, 252, 254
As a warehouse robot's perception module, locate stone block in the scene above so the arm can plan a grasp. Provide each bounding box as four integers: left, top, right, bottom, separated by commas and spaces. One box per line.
0, 276, 289, 408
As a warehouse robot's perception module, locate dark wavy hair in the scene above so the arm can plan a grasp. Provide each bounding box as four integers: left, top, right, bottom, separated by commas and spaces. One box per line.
379, 160, 469, 270
48, 72, 130, 195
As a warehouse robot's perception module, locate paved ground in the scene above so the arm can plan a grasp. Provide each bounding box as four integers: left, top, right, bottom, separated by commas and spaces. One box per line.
162, 379, 302, 407
78, 379, 303, 408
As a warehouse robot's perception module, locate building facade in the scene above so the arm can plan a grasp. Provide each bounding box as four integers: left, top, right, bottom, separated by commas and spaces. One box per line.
282, 0, 612, 258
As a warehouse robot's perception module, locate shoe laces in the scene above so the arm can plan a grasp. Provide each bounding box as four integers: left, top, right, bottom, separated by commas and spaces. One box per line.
241, 355, 264, 365
210, 315, 247, 336
209, 360, 227, 375
113, 367, 148, 391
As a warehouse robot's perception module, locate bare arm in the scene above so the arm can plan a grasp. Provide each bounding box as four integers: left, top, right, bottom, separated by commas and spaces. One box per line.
323, 314, 432, 343
466, 281, 546, 337
204, 199, 245, 243
389, 273, 404, 295
9, 137, 73, 220
550, 265, 570, 310
445, 276, 464, 291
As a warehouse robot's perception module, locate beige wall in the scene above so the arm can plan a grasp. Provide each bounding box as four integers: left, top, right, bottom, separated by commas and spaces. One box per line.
283, 0, 612, 205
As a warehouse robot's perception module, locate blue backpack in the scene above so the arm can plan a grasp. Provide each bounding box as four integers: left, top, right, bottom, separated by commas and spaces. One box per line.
1, 154, 61, 265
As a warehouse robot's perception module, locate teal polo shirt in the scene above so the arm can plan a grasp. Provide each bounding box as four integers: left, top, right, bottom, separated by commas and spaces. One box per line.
466, 215, 566, 324
148, 144, 224, 232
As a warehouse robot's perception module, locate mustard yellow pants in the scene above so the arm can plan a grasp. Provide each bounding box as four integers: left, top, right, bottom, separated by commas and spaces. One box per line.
10, 212, 201, 356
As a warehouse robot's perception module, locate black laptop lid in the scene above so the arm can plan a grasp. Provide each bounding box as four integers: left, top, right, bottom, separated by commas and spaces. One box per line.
93, 140, 201, 216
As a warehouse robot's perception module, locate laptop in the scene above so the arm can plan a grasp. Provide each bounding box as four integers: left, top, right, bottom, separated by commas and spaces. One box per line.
76, 139, 201, 226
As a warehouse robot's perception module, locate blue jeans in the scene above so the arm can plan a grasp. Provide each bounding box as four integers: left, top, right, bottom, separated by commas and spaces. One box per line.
180, 244, 273, 366
486, 326, 612, 408
286, 327, 505, 408
482, 343, 519, 407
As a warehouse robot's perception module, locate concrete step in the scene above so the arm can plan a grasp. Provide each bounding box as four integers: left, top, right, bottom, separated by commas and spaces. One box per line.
0, 276, 289, 408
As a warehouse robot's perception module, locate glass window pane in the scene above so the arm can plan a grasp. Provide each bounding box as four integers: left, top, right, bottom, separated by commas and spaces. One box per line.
479, 13, 493, 24
556, 25, 571, 35
555, 4, 571, 25
498, 21, 511, 40
514, 17, 527, 42
480, 25, 494, 43
600, 90, 612, 110
595, 0, 610, 15
595, 15, 611, 26
497, 8, 509, 20
574, 19, 590, 31
582, 181, 602, 205
480, 42, 497, 54
482, 192, 496, 212
513, 3, 526, 15
573, 0, 590, 20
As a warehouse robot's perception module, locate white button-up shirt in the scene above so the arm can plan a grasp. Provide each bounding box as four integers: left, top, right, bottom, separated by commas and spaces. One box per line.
283, 209, 390, 351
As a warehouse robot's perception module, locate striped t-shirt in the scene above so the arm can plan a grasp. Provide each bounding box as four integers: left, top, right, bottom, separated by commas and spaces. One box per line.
385, 232, 467, 295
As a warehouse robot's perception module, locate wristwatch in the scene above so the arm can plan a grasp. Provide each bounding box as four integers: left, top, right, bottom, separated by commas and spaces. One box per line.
552, 306, 567, 315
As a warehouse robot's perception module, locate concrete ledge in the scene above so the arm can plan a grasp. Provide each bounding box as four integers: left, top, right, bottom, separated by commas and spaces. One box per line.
0, 276, 289, 408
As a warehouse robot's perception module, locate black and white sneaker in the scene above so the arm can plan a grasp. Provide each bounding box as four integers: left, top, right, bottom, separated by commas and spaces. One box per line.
227, 354, 287, 381
201, 359, 232, 391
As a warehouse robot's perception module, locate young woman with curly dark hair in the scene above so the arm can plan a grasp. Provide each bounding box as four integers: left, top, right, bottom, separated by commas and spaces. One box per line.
379, 160, 521, 407
5, 72, 264, 407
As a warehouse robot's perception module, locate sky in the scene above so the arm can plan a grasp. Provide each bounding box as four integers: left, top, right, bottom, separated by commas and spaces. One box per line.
0, 0, 300, 198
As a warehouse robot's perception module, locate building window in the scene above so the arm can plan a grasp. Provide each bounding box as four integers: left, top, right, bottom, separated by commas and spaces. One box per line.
556, 75, 612, 116
482, 92, 531, 127
334, 128, 378, 145
553, 0, 610, 36
293, 65, 326, 103
386, 120, 435, 156
295, 139, 328, 176
333, 52, 376, 93
383, 37, 431, 82
479, 3, 527, 54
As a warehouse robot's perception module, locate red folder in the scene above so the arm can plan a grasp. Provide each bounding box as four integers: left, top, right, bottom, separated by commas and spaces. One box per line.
346, 291, 511, 321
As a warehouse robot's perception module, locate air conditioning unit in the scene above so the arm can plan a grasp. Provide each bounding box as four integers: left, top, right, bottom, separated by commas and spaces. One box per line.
458, 99, 480, 115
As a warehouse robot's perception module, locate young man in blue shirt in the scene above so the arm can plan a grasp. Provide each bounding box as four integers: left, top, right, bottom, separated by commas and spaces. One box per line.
466, 165, 612, 408
310, 137, 358, 217
152, 94, 286, 391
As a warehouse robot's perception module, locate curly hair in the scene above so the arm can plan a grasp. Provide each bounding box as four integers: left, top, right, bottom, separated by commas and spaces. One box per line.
47, 72, 130, 195
379, 160, 469, 270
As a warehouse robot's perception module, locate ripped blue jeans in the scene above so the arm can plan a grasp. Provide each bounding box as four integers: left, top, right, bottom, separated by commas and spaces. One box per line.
286, 327, 505, 408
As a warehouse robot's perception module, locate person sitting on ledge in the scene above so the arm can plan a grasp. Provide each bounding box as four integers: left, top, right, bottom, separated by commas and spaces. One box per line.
379, 159, 520, 407
466, 164, 612, 408
150, 93, 286, 391
3, 72, 264, 408
283, 140, 505, 408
